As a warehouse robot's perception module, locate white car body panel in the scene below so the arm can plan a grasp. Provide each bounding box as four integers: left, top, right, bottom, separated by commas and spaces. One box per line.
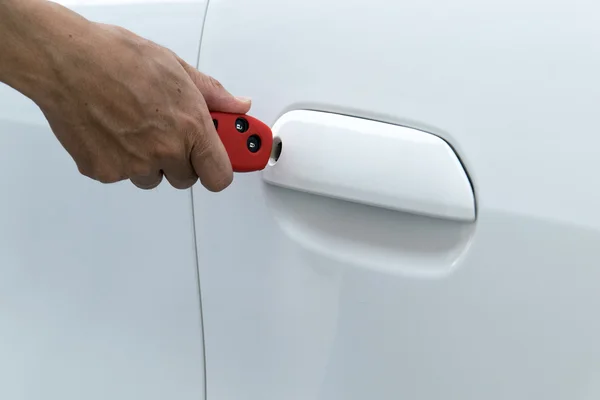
0, 2, 208, 399
195, 0, 600, 399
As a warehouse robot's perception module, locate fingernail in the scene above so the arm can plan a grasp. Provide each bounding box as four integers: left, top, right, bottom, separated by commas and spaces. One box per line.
235, 96, 252, 103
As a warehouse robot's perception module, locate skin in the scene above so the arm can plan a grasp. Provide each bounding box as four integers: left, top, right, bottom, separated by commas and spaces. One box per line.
0, 0, 251, 191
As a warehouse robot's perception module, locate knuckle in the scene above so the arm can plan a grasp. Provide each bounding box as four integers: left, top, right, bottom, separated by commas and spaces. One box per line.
190, 136, 214, 161
180, 113, 203, 132
153, 140, 181, 161
77, 160, 122, 183
168, 177, 198, 190
182, 118, 210, 148
129, 164, 154, 178
207, 173, 233, 192
204, 75, 224, 91
131, 176, 163, 190
190, 140, 233, 192
95, 169, 123, 184
77, 163, 94, 179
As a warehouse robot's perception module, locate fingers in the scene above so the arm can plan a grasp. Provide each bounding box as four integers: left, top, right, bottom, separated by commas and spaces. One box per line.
128, 106, 232, 192
177, 57, 252, 114
130, 170, 164, 190
129, 163, 203, 191
161, 159, 198, 190
189, 106, 233, 192
176, 57, 244, 191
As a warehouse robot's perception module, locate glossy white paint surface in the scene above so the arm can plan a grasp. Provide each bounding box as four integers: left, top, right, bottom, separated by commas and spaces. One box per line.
0, 2, 207, 400
195, 0, 600, 399
263, 110, 475, 221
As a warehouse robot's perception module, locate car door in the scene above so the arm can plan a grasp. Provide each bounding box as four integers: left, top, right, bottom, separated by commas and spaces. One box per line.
0, 1, 209, 399
195, 0, 600, 399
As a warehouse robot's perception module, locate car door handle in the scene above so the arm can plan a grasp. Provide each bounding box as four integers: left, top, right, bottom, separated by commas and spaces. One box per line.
262, 110, 476, 222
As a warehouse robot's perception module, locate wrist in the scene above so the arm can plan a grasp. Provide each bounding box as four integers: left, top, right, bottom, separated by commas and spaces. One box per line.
0, 0, 92, 103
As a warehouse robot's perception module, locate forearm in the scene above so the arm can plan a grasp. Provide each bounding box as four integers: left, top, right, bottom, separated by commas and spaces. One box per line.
0, 0, 91, 101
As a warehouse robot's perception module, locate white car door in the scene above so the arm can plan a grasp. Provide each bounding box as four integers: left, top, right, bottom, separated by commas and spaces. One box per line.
195, 0, 600, 399
0, 1, 209, 399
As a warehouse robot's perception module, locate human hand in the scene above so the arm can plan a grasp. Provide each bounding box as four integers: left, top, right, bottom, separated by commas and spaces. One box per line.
7, 1, 250, 191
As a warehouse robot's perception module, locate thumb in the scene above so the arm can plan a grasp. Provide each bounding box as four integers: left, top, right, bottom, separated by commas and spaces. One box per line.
178, 57, 252, 114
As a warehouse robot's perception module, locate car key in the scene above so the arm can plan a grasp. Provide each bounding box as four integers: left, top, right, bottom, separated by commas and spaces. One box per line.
210, 112, 273, 173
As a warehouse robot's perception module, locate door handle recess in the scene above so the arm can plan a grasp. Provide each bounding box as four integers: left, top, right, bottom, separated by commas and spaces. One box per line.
262, 110, 476, 222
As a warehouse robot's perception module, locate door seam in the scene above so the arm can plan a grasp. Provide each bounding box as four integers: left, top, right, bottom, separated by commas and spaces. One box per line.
191, 3, 211, 400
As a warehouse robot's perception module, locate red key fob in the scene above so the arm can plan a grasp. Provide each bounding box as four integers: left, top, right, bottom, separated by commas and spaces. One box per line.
210, 112, 273, 173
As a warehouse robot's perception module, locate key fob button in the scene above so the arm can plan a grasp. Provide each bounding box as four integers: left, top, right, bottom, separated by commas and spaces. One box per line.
235, 118, 249, 133
247, 135, 261, 153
